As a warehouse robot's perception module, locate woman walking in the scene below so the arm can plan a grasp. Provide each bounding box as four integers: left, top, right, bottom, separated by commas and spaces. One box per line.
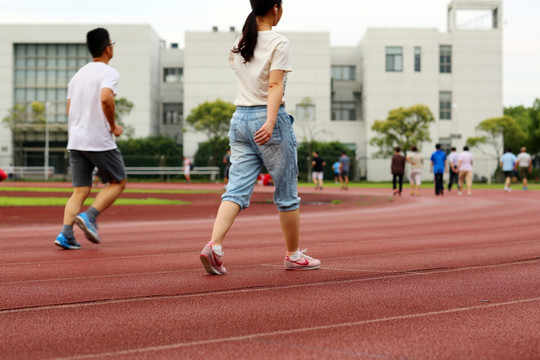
200, 0, 321, 275
406, 146, 423, 196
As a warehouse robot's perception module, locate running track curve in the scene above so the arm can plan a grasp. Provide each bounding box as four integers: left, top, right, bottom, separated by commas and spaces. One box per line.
0, 184, 539, 359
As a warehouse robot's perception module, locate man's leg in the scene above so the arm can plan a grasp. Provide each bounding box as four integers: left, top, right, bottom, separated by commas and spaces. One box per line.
63, 187, 92, 226
91, 178, 127, 213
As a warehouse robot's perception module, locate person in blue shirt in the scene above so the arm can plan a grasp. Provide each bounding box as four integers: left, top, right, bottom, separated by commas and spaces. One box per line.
332, 161, 340, 184
500, 148, 517, 192
430, 144, 447, 196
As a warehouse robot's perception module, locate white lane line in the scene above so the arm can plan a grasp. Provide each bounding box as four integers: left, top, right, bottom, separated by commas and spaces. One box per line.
51, 296, 540, 360
2, 258, 538, 315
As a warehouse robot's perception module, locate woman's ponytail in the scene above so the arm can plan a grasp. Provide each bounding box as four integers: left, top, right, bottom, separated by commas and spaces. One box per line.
233, 11, 259, 63
232, 0, 281, 63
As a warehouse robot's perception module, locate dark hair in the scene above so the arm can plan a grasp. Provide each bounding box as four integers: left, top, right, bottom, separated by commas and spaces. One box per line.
395, 146, 401, 152
435, 143, 441, 149
87, 28, 110, 58
506, 147, 512, 152
411, 146, 418, 152
463, 146, 469, 151
232, 0, 282, 63
451, 147, 456, 151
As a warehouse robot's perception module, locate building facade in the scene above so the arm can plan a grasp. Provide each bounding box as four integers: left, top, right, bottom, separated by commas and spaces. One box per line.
0, 0, 503, 181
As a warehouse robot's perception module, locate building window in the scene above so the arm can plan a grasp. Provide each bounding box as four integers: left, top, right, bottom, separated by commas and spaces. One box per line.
414, 47, 421, 72
331, 66, 355, 81
163, 103, 183, 125
440, 45, 452, 73
332, 102, 356, 121
386, 47, 403, 72
439, 92, 452, 120
439, 138, 452, 154
164, 68, 183, 82
13, 43, 91, 123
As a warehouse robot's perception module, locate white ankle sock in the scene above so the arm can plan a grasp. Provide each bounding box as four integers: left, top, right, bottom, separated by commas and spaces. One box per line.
287, 249, 300, 261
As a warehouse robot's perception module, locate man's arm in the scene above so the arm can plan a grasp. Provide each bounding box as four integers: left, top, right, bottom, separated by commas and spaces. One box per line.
101, 88, 122, 137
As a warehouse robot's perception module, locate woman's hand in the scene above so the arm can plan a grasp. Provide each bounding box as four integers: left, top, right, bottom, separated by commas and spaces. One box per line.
254, 121, 275, 145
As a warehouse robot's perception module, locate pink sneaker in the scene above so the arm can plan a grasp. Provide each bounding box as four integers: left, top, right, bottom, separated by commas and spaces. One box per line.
200, 242, 227, 275
284, 249, 321, 270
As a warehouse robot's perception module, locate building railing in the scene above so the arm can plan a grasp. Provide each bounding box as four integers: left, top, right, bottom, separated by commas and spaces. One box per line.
11, 166, 55, 180
124, 166, 220, 182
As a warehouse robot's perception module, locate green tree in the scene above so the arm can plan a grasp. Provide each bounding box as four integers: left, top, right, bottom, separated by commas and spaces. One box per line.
466, 115, 525, 160
185, 99, 235, 166
194, 138, 230, 173
114, 98, 135, 138
297, 141, 353, 181
526, 98, 540, 155
2, 102, 47, 165
369, 104, 435, 157
117, 135, 182, 167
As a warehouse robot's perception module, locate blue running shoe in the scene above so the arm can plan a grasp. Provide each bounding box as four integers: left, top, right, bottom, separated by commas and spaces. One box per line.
54, 233, 81, 250
74, 212, 101, 244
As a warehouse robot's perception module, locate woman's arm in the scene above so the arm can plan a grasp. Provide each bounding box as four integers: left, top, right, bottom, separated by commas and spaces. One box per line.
254, 70, 284, 145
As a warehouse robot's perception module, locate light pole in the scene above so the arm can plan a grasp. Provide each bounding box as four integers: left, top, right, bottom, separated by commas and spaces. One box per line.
45, 102, 50, 180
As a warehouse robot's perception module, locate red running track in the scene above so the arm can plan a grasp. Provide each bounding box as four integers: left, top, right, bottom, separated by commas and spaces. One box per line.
0, 185, 539, 359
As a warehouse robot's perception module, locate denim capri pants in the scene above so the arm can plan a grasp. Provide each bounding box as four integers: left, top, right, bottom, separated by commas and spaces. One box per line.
222, 106, 301, 212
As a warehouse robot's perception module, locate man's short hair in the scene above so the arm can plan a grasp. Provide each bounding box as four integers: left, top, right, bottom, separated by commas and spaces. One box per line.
451, 147, 456, 151
463, 146, 469, 151
87, 28, 110, 58
435, 143, 441, 149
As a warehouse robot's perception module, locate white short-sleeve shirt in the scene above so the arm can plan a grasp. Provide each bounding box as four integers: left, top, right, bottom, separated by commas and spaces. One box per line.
229, 31, 292, 106
67, 62, 120, 151
516, 152, 531, 167
458, 151, 474, 171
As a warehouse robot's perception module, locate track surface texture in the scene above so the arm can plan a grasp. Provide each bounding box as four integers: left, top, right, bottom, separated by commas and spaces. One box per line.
1, 182, 539, 360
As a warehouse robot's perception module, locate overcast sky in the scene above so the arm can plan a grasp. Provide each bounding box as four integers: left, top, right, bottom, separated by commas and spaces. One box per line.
1, 0, 538, 107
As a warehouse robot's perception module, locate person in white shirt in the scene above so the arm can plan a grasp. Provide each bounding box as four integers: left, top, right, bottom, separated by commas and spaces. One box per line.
183, 156, 191, 183
515, 146, 532, 190
54, 28, 127, 250
199, 0, 320, 275
457, 146, 474, 196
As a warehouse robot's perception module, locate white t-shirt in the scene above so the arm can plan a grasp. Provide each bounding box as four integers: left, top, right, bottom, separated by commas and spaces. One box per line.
447, 151, 460, 166
458, 151, 473, 171
67, 62, 120, 151
229, 31, 292, 106
516, 152, 531, 167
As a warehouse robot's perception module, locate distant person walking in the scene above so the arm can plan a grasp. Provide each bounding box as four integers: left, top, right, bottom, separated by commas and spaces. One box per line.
183, 156, 192, 183
406, 146, 423, 196
311, 150, 325, 190
54, 28, 127, 250
199, 0, 320, 275
516, 146, 532, 190
500, 148, 517, 192
447, 147, 459, 192
430, 143, 447, 196
391, 146, 405, 196
332, 160, 340, 184
339, 151, 350, 190
223, 149, 231, 185
457, 145, 473, 196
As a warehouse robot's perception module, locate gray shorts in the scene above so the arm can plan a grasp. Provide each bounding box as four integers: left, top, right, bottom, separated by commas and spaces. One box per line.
69, 149, 126, 187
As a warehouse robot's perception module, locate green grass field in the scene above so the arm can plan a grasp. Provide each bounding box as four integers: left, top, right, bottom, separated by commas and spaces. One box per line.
0, 186, 218, 194
0, 196, 189, 207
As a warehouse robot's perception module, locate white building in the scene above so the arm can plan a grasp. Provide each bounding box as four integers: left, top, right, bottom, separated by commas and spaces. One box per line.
0, 0, 503, 181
